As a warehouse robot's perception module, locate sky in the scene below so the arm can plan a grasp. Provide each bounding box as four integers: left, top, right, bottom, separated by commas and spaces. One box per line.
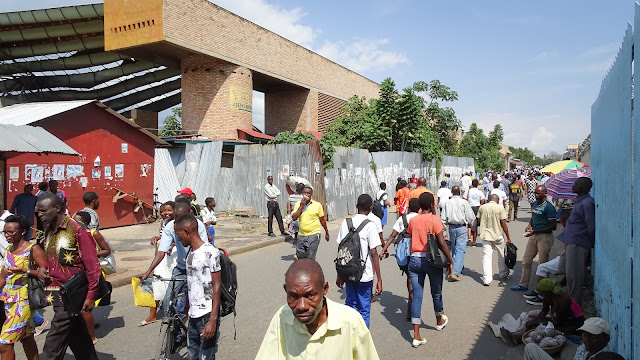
1, 0, 633, 155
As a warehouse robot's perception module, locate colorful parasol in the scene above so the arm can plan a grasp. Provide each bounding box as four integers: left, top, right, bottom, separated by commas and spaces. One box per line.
540, 160, 586, 174
545, 167, 591, 199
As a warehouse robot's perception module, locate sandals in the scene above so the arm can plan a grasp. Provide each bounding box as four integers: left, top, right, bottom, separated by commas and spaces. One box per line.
138, 319, 157, 327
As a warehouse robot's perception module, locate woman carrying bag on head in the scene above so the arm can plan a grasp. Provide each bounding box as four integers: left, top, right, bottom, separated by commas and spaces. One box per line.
406, 192, 454, 348
0, 215, 46, 360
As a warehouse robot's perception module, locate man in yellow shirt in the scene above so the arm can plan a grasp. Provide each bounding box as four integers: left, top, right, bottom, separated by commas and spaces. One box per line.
291, 186, 329, 260
255, 259, 379, 360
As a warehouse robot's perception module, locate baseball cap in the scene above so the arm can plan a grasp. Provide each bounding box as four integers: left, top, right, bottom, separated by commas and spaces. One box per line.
178, 188, 193, 195
577, 317, 610, 335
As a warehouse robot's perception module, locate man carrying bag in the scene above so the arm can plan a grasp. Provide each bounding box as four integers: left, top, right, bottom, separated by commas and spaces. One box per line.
35, 194, 101, 360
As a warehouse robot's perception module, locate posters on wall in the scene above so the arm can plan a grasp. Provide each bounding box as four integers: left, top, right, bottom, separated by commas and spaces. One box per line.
9, 167, 19, 181
92, 169, 101, 179
80, 177, 88, 187
266, 167, 272, 177
283, 165, 290, 177
52, 165, 65, 180
115, 164, 124, 178
25, 165, 44, 183
314, 161, 320, 176
104, 166, 112, 179
121, 143, 128, 153
67, 165, 84, 178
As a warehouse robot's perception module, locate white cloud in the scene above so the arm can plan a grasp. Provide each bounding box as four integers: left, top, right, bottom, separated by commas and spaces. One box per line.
316, 39, 409, 73
531, 51, 558, 62
210, 0, 407, 74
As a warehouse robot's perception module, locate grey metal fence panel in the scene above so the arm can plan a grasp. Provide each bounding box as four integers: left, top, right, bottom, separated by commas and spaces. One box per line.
442, 155, 475, 186
153, 148, 182, 203
592, 22, 633, 358
168, 147, 186, 184
634, 6, 640, 359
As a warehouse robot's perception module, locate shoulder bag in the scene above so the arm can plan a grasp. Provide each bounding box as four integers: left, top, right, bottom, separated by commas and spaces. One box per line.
27, 248, 48, 310
426, 214, 451, 269
60, 270, 112, 316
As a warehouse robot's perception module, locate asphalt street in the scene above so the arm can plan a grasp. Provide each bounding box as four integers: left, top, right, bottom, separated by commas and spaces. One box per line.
16, 204, 565, 360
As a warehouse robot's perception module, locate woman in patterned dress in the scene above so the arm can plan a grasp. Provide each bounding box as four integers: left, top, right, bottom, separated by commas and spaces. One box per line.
0, 215, 46, 360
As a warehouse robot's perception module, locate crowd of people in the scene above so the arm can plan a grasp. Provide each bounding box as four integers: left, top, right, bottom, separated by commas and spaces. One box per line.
0, 166, 618, 359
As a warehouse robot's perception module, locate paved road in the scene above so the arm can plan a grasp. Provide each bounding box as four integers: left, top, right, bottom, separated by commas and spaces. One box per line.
17, 205, 568, 359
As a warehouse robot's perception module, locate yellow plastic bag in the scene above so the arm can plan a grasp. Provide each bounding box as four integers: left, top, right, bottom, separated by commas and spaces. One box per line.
131, 277, 156, 307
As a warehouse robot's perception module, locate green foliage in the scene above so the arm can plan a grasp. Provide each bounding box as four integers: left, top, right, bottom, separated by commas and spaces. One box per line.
267, 131, 315, 145
375, 78, 399, 150
158, 107, 182, 137
414, 80, 461, 155
325, 95, 389, 151
458, 122, 504, 171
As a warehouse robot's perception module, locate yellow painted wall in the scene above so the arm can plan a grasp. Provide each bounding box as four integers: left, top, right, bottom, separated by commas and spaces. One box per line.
104, 0, 164, 51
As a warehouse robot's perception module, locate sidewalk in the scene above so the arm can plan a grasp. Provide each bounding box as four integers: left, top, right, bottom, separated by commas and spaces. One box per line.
101, 214, 343, 289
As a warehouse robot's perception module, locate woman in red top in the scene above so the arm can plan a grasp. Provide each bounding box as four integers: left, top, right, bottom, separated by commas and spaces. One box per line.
406, 192, 454, 348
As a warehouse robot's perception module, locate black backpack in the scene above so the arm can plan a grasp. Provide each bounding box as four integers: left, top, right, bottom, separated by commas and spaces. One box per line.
372, 193, 385, 219
335, 218, 371, 283
219, 249, 237, 318
505, 242, 518, 269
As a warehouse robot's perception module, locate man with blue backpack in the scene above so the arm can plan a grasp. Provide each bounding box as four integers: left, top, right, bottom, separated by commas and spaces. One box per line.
379, 198, 421, 320
335, 194, 383, 328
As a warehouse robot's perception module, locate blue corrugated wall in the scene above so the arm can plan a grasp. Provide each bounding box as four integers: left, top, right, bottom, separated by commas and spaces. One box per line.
591, 8, 637, 358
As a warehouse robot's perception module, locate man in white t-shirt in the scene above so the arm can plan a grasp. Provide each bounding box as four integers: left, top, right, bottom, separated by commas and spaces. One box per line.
175, 214, 222, 360
201, 197, 217, 244
436, 181, 452, 212
379, 198, 420, 320
489, 180, 508, 208
460, 172, 472, 198
465, 179, 485, 246
336, 194, 382, 328
375, 182, 390, 228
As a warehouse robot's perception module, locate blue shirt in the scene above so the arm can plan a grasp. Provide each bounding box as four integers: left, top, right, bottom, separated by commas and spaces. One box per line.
9, 193, 37, 224
559, 194, 595, 249
158, 219, 208, 269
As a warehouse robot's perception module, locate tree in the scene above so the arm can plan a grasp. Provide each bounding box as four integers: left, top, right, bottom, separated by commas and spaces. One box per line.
488, 124, 504, 147
413, 80, 461, 155
458, 122, 505, 171
375, 78, 399, 150
325, 95, 388, 151
158, 107, 182, 137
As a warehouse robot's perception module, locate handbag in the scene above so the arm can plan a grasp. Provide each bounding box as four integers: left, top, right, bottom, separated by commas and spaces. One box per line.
60, 271, 88, 317
100, 253, 117, 275
426, 215, 451, 269
27, 249, 48, 310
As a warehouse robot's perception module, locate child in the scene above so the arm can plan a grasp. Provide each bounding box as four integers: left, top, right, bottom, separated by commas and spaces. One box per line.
73, 211, 112, 345
139, 201, 177, 326
174, 214, 222, 360
201, 197, 217, 245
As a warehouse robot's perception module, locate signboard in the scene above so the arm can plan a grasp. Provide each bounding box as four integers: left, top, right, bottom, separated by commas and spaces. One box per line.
229, 86, 252, 113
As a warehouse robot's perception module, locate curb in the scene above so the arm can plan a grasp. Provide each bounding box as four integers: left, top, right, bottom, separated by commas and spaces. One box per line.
107, 236, 289, 289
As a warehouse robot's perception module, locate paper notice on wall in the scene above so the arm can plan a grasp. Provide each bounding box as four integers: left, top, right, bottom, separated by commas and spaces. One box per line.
266, 167, 272, 177
115, 164, 124, 178
52, 165, 65, 180
92, 169, 101, 179
140, 164, 151, 177
121, 143, 128, 153
9, 167, 19, 181
315, 162, 320, 176
229, 85, 252, 113
66, 165, 84, 178
283, 165, 290, 177
80, 177, 88, 188
94, 156, 101, 167
104, 166, 112, 179
26, 165, 44, 183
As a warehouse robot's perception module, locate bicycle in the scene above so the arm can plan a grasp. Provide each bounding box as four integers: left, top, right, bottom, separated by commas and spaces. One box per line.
153, 275, 188, 360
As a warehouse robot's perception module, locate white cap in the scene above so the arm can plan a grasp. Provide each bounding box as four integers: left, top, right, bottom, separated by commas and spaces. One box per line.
577, 317, 610, 335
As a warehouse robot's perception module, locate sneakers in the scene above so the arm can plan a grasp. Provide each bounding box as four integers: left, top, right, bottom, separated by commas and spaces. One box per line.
511, 285, 528, 291
523, 290, 538, 299
526, 296, 544, 306
267, 233, 276, 237
448, 274, 460, 282
412, 338, 427, 348
34, 319, 49, 336
435, 315, 448, 331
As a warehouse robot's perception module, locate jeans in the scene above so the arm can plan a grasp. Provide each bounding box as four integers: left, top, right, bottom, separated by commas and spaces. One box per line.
267, 201, 285, 234
448, 225, 468, 276
207, 226, 215, 246
33, 310, 45, 326
509, 200, 519, 220
345, 281, 373, 328
187, 314, 220, 360
482, 237, 509, 284
408, 256, 444, 325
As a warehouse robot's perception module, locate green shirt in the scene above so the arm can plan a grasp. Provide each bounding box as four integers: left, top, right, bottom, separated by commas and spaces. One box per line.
531, 201, 557, 231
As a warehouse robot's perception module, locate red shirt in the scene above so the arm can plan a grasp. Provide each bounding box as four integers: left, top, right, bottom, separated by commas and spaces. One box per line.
43, 216, 101, 300
407, 213, 444, 253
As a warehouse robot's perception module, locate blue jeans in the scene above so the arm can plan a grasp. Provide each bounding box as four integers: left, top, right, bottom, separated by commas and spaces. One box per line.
408, 256, 444, 325
33, 310, 44, 326
207, 226, 215, 246
187, 315, 220, 360
449, 225, 468, 276
345, 281, 373, 328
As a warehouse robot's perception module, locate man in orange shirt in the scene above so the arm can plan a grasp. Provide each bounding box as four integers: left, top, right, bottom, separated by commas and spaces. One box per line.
409, 177, 433, 200
394, 180, 410, 214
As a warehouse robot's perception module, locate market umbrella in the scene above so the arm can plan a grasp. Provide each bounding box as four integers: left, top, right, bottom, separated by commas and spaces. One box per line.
545, 167, 591, 199
540, 160, 586, 174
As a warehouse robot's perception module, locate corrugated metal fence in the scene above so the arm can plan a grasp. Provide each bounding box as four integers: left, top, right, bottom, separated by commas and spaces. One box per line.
441, 155, 476, 186
591, 9, 637, 359
155, 143, 474, 222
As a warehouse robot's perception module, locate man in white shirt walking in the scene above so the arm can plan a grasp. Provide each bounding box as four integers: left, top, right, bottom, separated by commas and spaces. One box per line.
460, 172, 472, 198
477, 194, 512, 286
466, 179, 485, 246
441, 186, 476, 281
264, 175, 287, 237
336, 194, 383, 328
489, 180, 508, 209
436, 181, 452, 212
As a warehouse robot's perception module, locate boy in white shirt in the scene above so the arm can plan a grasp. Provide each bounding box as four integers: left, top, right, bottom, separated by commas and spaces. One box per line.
201, 197, 217, 244
174, 214, 222, 360
336, 194, 382, 328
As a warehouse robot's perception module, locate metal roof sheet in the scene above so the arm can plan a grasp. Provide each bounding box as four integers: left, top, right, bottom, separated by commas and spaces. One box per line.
0, 100, 94, 125
0, 124, 78, 155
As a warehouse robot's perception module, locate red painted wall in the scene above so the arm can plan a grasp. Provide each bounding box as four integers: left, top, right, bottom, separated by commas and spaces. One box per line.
5, 104, 156, 228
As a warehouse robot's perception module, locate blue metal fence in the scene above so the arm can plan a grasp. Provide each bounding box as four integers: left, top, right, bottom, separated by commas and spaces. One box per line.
591, 10, 637, 359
